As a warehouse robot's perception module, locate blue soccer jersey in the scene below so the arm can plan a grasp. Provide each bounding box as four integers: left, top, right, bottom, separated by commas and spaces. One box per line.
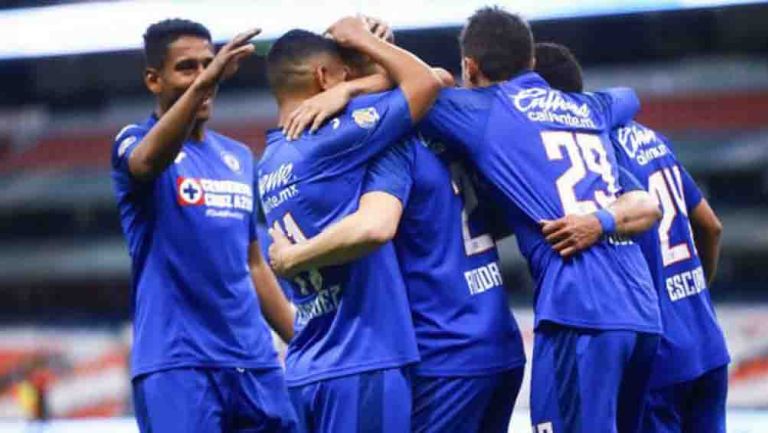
611, 121, 730, 387
257, 89, 419, 386
419, 72, 661, 333
111, 115, 279, 378
363, 136, 526, 377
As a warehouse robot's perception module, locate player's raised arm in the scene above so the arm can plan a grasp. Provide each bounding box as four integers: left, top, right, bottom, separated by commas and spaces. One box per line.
327, 16, 441, 123
128, 28, 260, 180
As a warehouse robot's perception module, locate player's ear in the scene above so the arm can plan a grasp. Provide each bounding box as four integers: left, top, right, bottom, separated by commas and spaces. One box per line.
461, 57, 480, 88
144, 67, 162, 95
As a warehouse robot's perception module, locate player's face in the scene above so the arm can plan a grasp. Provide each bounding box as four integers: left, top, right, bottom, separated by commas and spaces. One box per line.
149, 36, 216, 121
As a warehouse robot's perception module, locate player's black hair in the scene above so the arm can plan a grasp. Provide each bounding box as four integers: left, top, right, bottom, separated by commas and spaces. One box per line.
459, 6, 533, 82
143, 18, 212, 69
534, 42, 584, 92
266, 29, 343, 94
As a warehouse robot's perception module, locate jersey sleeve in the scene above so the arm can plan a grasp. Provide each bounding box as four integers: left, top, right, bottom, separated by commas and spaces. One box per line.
591, 87, 640, 128
111, 124, 148, 193
679, 165, 704, 212
251, 168, 267, 243
617, 165, 644, 193
417, 87, 490, 157
362, 139, 415, 205
315, 88, 413, 173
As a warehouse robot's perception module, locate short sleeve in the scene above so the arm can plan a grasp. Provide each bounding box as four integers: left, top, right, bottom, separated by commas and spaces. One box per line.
679, 165, 704, 212
315, 88, 413, 172
617, 165, 644, 193
251, 170, 267, 243
591, 87, 640, 128
362, 139, 415, 205
111, 124, 146, 174
417, 87, 491, 157
111, 124, 148, 194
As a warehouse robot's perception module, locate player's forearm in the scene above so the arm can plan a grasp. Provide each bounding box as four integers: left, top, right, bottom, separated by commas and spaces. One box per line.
606, 191, 662, 236
251, 260, 295, 343
691, 200, 723, 285
343, 72, 394, 97
284, 213, 388, 275
128, 83, 209, 180
348, 32, 441, 121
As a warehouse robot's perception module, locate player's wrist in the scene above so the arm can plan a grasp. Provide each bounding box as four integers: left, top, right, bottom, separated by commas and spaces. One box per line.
592, 208, 617, 235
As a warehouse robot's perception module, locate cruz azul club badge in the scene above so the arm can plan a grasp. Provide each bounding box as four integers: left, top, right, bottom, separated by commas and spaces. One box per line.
177, 177, 205, 206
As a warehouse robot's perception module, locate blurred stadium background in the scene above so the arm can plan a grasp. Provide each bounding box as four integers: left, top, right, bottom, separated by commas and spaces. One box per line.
0, 1, 766, 431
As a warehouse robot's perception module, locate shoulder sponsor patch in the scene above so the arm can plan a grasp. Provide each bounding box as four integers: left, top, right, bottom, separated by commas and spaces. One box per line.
351, 107, 380, 129
117, 135, 137, 158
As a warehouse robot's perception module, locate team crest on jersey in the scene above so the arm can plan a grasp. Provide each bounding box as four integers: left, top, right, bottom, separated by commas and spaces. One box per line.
220, 151, 241, 173
351, 107, 379, 129
177, 177, 205, 206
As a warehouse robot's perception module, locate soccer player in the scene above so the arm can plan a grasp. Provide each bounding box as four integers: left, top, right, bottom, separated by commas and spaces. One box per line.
535, 41, 730, 433
259, 17, 442, 432
270, 42, 527, 433
110, 19, 297, 433
415, 7, 664, 433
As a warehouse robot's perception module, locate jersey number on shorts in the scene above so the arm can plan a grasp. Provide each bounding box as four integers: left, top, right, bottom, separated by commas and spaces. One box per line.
542, 131, 619, 215
648, 166, 695, 266
450, 163, 495, 256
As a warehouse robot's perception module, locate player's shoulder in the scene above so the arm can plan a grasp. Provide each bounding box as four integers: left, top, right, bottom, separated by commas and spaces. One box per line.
207, 129, 253, 155
436, 85, 495, 110
112, 118, 154, 164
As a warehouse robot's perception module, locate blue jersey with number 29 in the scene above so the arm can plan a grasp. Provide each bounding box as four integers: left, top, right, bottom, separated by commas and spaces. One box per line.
419, 72, 661, 334
611, 122, 730, 388
257, 89, 419, 387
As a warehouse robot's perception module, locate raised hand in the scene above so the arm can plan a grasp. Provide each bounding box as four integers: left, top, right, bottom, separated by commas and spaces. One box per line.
195, 28, 261, 91
283, 82, 353, 140
362, 16, 394, 42
326, 16, 371, 47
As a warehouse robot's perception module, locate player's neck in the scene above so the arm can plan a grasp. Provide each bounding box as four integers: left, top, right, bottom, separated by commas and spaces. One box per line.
276, 94, 314, 128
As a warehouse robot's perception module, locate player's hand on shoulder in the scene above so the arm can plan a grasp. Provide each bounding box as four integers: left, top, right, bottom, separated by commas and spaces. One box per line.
541, 214, 603, 259
283, 82, 353, 140
195, 27, 261, 91
326, 16, 371, 47
268, 228, 298, 278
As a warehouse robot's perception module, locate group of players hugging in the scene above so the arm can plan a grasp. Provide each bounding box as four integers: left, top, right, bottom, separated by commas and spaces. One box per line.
110, 6, 730, 433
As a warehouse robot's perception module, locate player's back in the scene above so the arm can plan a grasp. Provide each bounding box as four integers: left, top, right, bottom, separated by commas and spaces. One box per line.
111, 115, 279, 378
421, 72, 661, 333
366, 136, 526, 376
257, 89, 419, 386
611, 121, 730, 387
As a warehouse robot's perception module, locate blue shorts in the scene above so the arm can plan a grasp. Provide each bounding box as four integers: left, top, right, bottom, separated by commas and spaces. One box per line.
411, 367, 524, 433
133, 367, 298, 433
642, 365, 728, 433
288, 367, 411, 433
530, 323, 659, 433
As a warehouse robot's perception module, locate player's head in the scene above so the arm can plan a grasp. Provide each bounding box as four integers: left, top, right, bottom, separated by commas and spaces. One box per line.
534, 42, 584, 92
143, 19, 214, 121
266, 29, 348, 102
459, 6, 534, 88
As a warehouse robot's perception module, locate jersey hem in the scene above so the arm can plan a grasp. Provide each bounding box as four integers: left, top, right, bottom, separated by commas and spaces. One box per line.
650, 355, 731, 389
535, 316, 662, 334
414, 357, 526, 378
131, 359, 281, 379
285, 355, 419, 387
